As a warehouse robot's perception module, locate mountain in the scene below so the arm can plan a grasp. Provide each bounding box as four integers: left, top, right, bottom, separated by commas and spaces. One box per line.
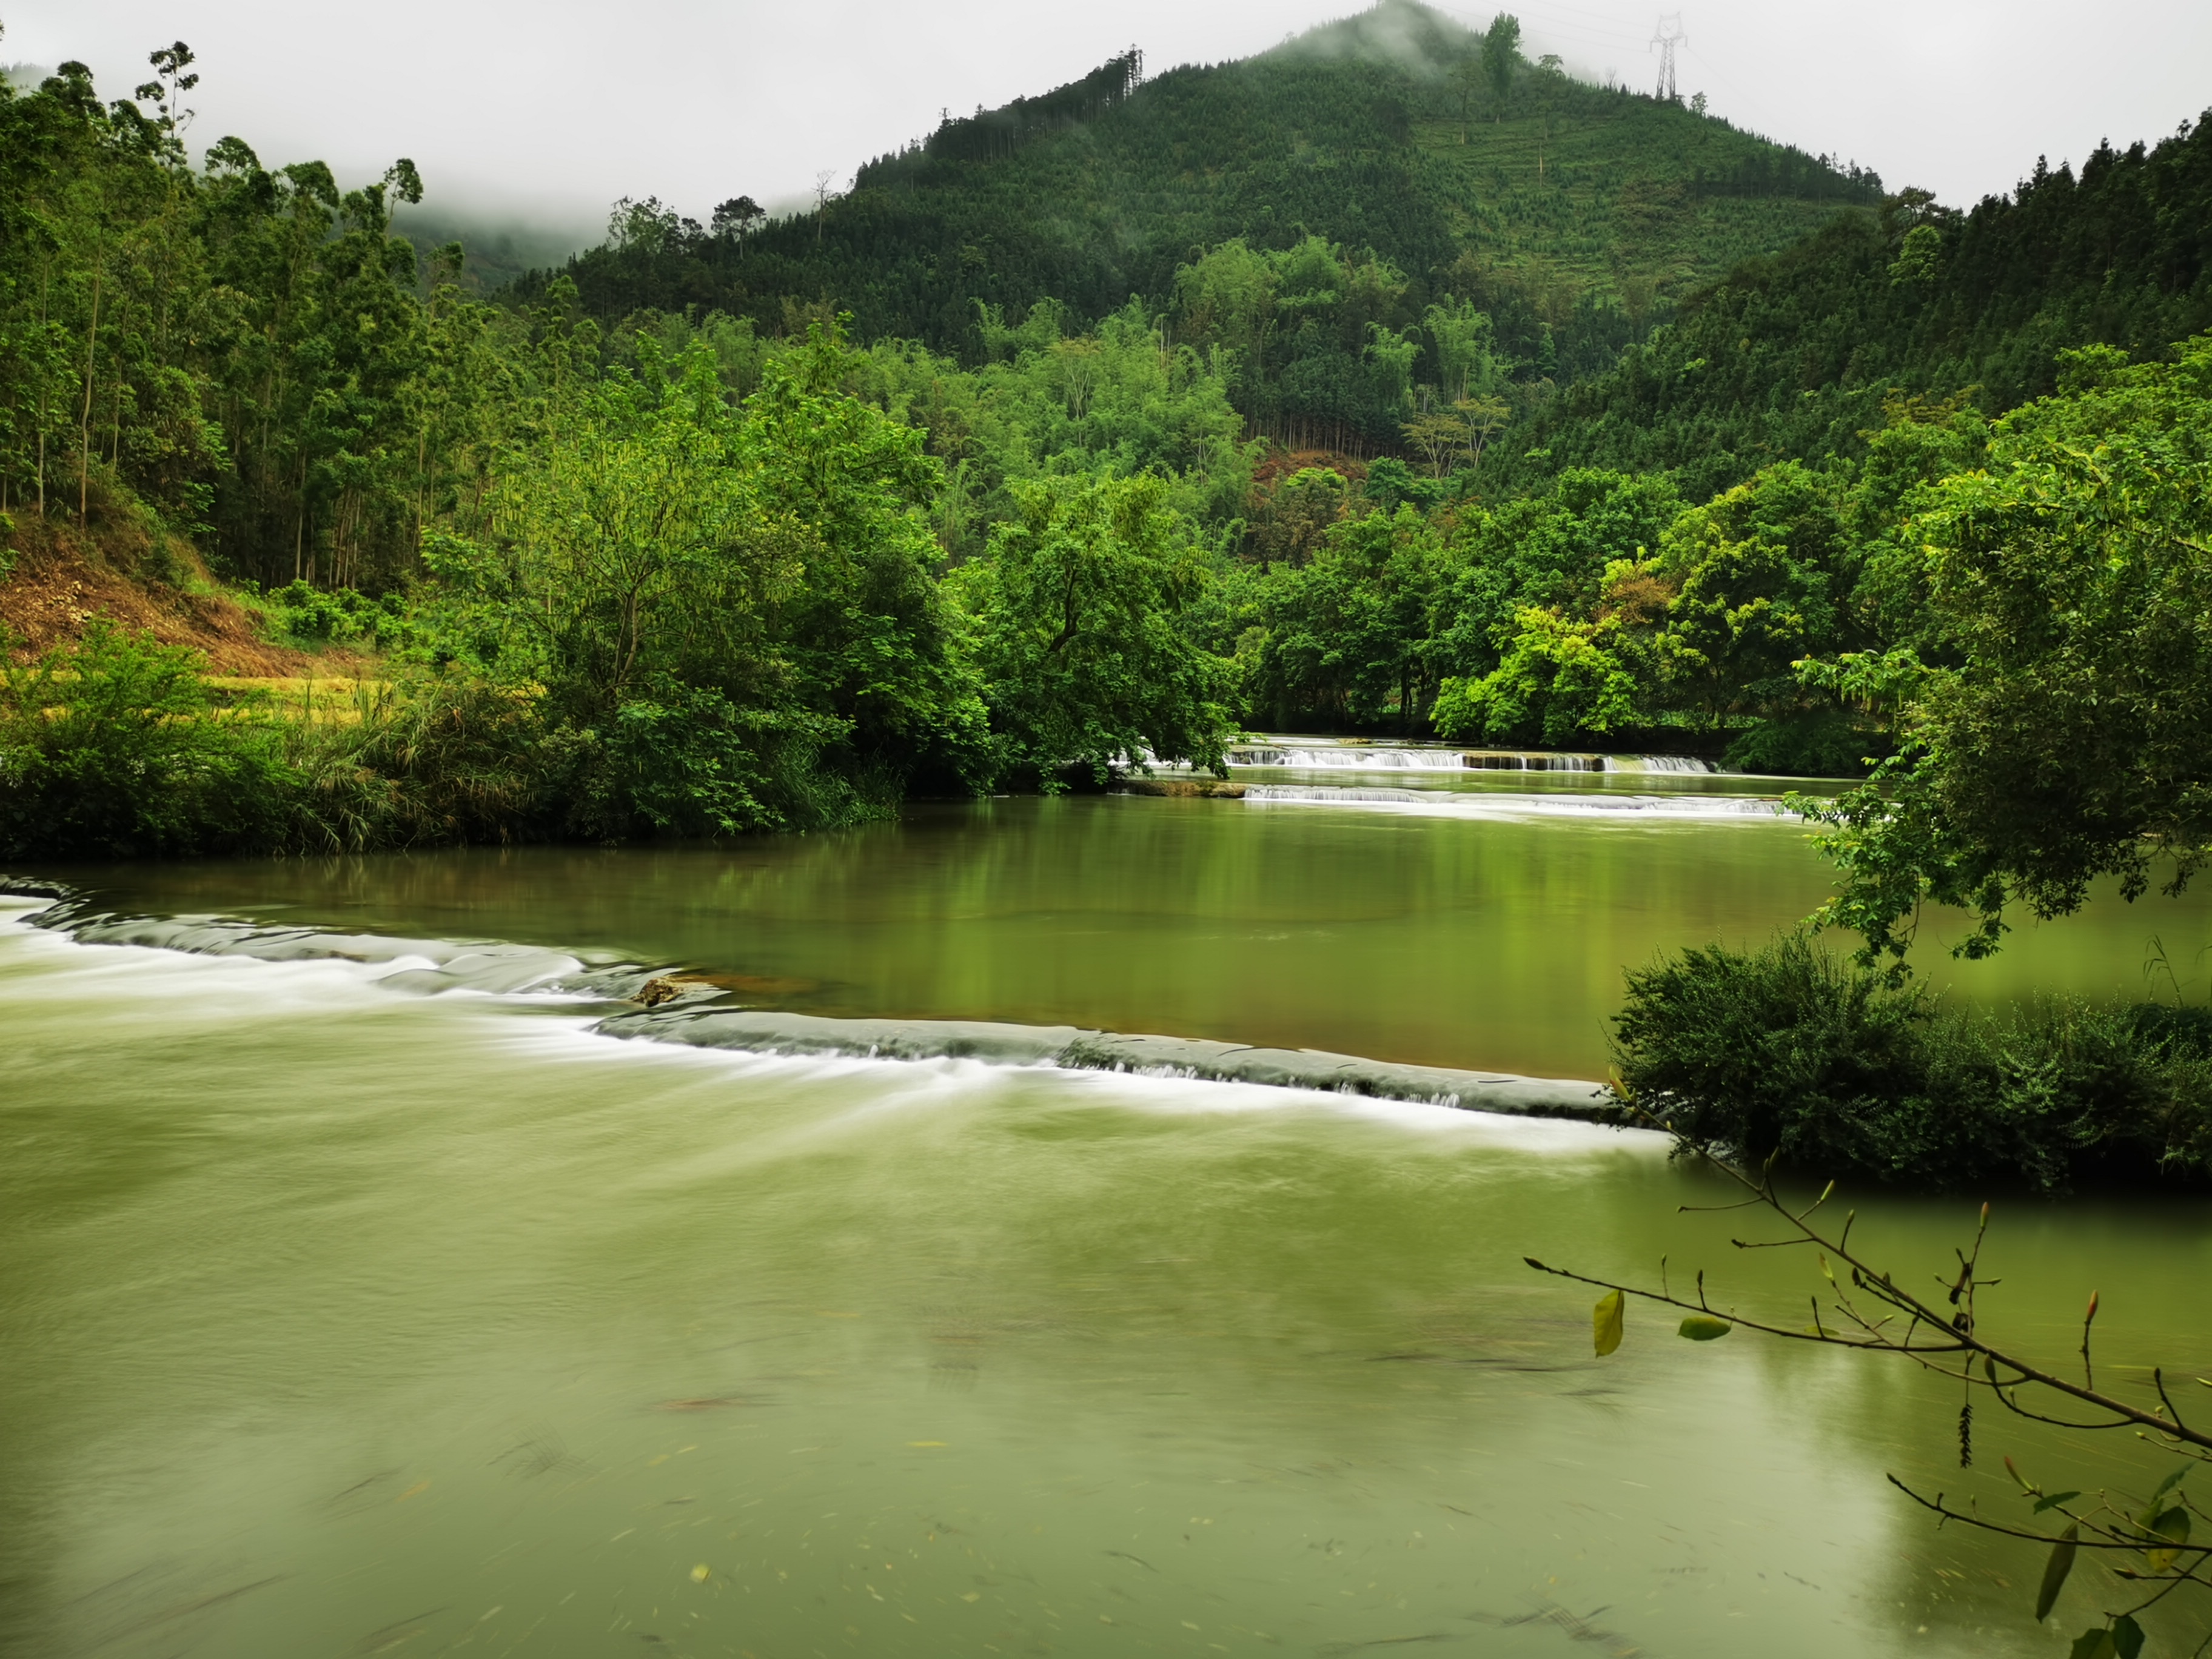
1486, 113, 2212, 500
391, 204, 594, 294
525, 0, 1877, 406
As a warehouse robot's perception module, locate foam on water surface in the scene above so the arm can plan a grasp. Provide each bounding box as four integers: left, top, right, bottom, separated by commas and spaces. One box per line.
1242, 782, 1792, 820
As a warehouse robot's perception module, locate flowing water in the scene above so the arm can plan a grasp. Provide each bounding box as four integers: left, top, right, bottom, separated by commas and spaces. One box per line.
7, 788, 2212, 1658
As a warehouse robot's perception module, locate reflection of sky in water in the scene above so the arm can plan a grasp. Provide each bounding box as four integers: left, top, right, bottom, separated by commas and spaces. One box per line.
5, 903, 2210, 1657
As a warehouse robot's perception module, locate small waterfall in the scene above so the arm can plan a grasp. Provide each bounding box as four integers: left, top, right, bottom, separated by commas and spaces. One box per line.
1243, 784, 1789, 820
1604, 754, 1715, 774
1227, 744, 1467, 772
1229, 743, 1720, 776
1461, 751, 1605, 772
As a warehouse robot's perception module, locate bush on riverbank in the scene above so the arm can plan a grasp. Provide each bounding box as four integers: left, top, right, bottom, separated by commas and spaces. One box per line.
0, 625, 892, 859
1612, 932, 2212, 1191
0, 624, 298, 857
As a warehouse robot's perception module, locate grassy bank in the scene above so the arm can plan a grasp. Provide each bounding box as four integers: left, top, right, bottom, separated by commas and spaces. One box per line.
1613, 933, 2212, 1192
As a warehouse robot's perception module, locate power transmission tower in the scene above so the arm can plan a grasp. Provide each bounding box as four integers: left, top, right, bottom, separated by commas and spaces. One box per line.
1651, 13, 1686, 101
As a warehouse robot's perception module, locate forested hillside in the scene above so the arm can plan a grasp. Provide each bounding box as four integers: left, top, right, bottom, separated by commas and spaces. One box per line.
391, 204, 589, 294
5, 14, 2212, 871
531, 0, 1877, 447
1489, 118, 2212, 498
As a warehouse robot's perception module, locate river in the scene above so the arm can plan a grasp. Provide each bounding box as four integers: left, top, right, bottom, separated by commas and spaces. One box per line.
5, 771, 2211, 1657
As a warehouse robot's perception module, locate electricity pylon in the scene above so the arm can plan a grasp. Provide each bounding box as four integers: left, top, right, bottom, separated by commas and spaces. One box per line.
1651, 14, 1686, 102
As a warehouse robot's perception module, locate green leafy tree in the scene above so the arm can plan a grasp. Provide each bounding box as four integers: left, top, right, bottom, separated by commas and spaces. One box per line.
1423, 298, 1502, 406
1431, 468, 1684, 683
1481, 14, 1521, 119
1652, 461, 1849, 726
950, 472, 1232, 782
1802, 335, 2212, 965
437, 340, 786, 714
424, 325, 979, 833
1246, 504, 1448, 730
1430, 602, 1641, 748
1246, 464, 1350, 569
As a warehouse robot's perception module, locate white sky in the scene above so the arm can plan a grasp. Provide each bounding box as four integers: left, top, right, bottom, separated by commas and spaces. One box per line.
9, 0, 2211, 241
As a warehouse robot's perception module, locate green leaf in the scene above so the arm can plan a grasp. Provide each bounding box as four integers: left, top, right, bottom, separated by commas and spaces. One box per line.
2068, 1629, 2116, 1659
2032, 1491, 2082, 1513
1677, 1315, 1732, 1341
2145, 1503, 2190, 1570
2036, 1524, 2078, 1621
2151, 1463, 2191, 1503
1593, 1290, 1624, 1358
2113, 1614, 2145, 1659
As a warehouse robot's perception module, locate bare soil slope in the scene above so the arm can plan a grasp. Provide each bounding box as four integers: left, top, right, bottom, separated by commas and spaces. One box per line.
2, 506, 314, 675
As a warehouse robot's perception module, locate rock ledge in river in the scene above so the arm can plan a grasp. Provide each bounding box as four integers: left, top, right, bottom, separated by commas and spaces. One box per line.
594, 1007, 1624, 1123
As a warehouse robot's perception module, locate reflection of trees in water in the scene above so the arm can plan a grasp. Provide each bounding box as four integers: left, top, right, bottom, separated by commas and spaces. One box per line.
1536, 1137, 2212, 1655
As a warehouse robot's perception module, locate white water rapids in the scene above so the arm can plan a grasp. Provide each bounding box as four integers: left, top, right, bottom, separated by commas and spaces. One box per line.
1241, 784, 1791, 820
1224, 741, 1715, 774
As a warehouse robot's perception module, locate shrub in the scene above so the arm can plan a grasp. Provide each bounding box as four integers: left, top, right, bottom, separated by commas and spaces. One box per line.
0, 623, 895, 860
0, 623, 295, 857
263, 581, 405, 648
555, 683, 865, 842
1613, 931, 2212, 1191
276, 672, 554, 851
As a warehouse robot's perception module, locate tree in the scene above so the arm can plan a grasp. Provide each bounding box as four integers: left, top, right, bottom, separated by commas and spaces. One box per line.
711, 195, 764, 249
431, 338, 785, 717
1456, 394, 1510, 463
1423, 298, 1501, 406
1246, 465, 1349, 569
1171, 239, 1275, 394
1481, 14, 1522, 121
1432, 601, 1643, 748
1400, 407, 1469, 478
423, 323, 980, 831
1452, 53, 1482, 144
951, 472, 1232, 782
1654, 461, 1849, 726
1430, 468, 1685, 686
1247, 504, 1448, 732
1799, 335, 2212, 967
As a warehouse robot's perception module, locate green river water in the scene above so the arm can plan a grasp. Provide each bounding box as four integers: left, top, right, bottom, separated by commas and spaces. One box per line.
6, 786, 2212, 1657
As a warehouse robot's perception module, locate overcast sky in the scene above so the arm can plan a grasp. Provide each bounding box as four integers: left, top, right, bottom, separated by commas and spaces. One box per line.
9, 0, 2210, 241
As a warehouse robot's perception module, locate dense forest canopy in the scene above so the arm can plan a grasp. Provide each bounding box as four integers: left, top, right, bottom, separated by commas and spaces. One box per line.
4, 8, 2211, 928
525, 0, 1880, 450
1489, 118, 2212, 498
